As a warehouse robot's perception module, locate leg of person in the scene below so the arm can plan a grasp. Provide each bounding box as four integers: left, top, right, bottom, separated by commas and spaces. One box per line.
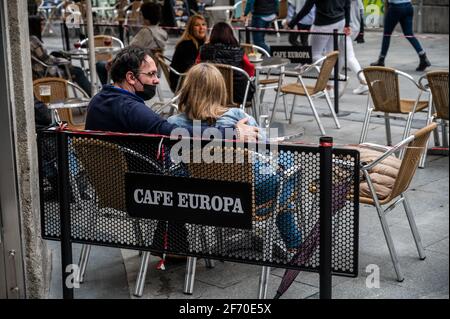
96, 61, 108, 85
299, 24, 312, 46
371, 4, 400, 66
70, 65, 92, 96
251, 16, 271, 54
399, 3, 430, 71
345, 36, 369, 94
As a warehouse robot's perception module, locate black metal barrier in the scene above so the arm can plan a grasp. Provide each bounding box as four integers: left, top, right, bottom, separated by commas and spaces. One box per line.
237, 27, 348, 114
37, 129, 359, 299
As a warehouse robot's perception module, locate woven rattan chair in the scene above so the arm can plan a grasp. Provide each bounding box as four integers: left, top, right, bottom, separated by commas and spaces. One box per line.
359, 67, 430, 150
73, 137, 181, 297
80, 35, 124, 62
33, 77, 89, 130
184, 148, 302, 299
274, 51, 341, 135
357, 123, 437, 281
212, 63, 253, 110
418, 70, 449, 167
155, 54, 186, 95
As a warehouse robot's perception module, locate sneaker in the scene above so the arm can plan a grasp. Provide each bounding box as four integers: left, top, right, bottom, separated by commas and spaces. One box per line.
353, 84, 369, 95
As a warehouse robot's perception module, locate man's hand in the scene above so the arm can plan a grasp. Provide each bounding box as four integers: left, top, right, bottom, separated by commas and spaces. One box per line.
236, 118, 260, 142
343, 26, 352, 36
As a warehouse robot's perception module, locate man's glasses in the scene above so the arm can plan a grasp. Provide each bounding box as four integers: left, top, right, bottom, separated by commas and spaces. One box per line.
139, 71, 159, 79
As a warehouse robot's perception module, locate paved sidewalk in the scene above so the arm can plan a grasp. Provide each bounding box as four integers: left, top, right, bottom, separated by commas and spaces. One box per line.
45, 29, 449, 299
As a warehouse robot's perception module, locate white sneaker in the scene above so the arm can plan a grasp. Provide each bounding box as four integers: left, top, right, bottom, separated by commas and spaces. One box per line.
353, 84, 369, 95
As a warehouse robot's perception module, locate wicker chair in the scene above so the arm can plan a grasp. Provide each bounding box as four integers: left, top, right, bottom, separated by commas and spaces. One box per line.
80, 35, 124, 62
359, 67, 430, 150
357, 123, 437, 282
212, 63, 253, 110
33, 77, 89, 130
73, 137, 179, 298
274, 51, 341, 135
418, 70, 449, 167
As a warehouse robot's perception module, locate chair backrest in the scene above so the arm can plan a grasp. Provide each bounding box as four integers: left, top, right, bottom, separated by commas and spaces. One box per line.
33, 77, 87, 129
213, 63, 235, 107
155, 54, 185, 94
73, 138, 127, 211
387, 123, 438, 201
363, 66, 403, 113
187, 147, 255, 215
240, 43, 271, 58
212, 63, 252, 108
80, 35, 124, 61
427, 70, 449, 120
313, 51, 339, 94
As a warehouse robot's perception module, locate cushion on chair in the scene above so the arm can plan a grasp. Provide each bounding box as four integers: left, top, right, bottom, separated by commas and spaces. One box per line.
350, 147, 402, 201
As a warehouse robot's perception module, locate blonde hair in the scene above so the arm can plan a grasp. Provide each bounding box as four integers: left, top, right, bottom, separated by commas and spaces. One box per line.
176, 14, 207, 49
178, 63, 229, 124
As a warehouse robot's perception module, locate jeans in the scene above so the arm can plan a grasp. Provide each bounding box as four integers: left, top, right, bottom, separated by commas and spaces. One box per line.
251, 16, 273, 54
380, 2, 424, 57
254, 153, 302, 249
69, 65, 92, 97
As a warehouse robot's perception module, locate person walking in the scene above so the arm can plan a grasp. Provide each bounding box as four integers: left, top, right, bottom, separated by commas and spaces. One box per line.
242, 0, 280, 54
286, 0, 315, 47
371, 0, 431, 71
288, 0, 351, 97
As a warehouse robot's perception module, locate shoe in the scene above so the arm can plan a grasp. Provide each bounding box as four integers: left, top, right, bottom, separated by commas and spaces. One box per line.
353, 84, 369, 95
416, 53, 431, 72
370, 57, 385, 67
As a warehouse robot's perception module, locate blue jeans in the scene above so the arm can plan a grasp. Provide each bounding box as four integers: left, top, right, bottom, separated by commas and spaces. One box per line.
380, 2, 424, 57
251, 16, 272, 54
254, 153, 302, 249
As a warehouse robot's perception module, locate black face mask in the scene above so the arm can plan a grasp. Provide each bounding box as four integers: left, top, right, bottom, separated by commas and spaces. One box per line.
134, 77, 156, 101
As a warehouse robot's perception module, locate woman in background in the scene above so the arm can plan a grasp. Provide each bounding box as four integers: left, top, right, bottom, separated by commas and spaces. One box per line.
198, 22, 255, 104
169, 14, 208, 92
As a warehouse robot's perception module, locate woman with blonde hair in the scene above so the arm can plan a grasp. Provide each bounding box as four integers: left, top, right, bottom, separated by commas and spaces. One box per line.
169, 14, 208, 92
169, 63, 302, 252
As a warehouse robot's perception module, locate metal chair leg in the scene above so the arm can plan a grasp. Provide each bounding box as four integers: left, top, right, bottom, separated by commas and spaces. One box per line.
288, 94, 298, 124
305, 93, 326, 135
258, 266, 270, 299
77, 244, 91, 283
324, 90, 341, 129
183, 256, 197, 295
402, 195, 426, 260
133, 251, 151, 297
385, 113, 393, 146
359, 98, 373, 143
376, 204, 405, 282
399, 112, 415, 159
441, 119, 449, 148
282, 94, 289, 120
419, 100, 435, 168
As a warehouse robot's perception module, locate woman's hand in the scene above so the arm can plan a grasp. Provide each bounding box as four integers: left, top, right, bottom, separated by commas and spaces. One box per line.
236, 118, 260, 142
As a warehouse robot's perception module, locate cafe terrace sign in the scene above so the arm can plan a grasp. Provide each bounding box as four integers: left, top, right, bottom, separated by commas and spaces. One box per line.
125, 173, 253, 229
271, 45, 313, 64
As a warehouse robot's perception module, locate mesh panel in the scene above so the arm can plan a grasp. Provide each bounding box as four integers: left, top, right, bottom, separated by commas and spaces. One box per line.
38, 131, 359, 275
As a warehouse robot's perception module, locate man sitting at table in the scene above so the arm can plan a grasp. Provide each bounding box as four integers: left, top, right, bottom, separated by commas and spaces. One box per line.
85, 46, 260, 141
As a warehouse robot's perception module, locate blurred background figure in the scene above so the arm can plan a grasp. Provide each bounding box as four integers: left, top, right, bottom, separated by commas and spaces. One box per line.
286, 0, 315, 47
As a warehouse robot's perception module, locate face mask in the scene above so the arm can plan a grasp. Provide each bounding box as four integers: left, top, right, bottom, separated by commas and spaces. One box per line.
134, 77, 156, 101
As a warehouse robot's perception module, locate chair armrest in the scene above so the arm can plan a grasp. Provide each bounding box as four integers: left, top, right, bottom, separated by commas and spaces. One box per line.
361, 135, 415, 171
396, 70, 428, 92
358, 142, 393, 153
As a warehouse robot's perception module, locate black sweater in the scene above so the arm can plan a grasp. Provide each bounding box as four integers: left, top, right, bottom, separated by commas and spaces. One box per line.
289, 0, 351, 28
